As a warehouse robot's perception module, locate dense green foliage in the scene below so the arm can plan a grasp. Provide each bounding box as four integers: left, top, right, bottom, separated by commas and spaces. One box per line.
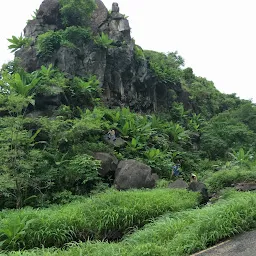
94, 32, 113, 49
0, 189, 200, 250
36, 27, 92, 58
144, 50, 184, 85
59, 0, 96, 27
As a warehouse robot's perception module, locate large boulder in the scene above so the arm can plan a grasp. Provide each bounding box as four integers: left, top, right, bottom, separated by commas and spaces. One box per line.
188, 181, 209, 204
93, 152, 118, 177
169, 179, 188, 189
114, 160, 156, 190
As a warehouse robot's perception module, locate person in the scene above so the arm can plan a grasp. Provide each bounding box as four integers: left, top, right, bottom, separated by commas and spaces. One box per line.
107, 129, 116, 141
190, 173, 198, 183
172, 162, 180, 178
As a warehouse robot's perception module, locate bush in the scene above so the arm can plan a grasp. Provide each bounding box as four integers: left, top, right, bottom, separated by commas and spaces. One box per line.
63, 26, 92, 45
134, 45, 145, 61
94, 32, 113, 49
36, 31, 62, 58
59, 0, 96, 27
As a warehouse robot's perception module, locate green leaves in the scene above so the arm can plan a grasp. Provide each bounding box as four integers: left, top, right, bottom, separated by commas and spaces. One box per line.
0, 216, 35, 250
144, 50, 183, 84
36, 31, 62, 58
11, 73, 40, 97
94, 32, 113, 49
59, 0, 96, 27
7, 35, 31, 53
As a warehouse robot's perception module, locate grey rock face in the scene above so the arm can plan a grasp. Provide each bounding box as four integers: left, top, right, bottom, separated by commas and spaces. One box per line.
112, 2, 120, 12
24, 0, 62, 39
93, 152, 118, 177
37, 0, 60, 25
114, 160, 156, 190
90, 0, 109, 33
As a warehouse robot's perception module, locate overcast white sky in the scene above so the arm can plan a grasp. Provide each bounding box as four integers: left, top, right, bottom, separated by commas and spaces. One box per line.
1, 0, 256, 102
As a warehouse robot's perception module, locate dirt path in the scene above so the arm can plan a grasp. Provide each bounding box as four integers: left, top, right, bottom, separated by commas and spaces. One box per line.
191, 230, 256, 256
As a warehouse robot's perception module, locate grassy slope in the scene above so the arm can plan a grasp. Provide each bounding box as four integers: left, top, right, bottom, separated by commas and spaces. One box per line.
6, 190, 256, 256
0, 189, 200, 251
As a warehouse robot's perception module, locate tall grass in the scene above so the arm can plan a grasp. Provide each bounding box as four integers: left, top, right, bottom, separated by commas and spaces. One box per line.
0, 189, 200, 250
6, 191, 256, 256
124, 190, 256, 255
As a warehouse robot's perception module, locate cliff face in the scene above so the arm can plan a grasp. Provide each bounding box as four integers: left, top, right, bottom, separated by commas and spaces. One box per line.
16, 0, 190, 112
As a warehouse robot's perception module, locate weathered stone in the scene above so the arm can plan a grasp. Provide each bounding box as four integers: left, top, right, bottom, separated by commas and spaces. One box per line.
90, 0, 109, 33
15, 47, 39, 72
35, 86, 64, 111
103, 134, 126, 147
37, 0, 60, 25
111, 12, 124, 20
169, 179, 188, 189
93, 152, 118, 177
188, 181, 209, 204
118, 19, 130, 32
24, 0, 61, 39
114, 160, 156, 190
235, 182, 256, 191
112, 2, 120, 12
151, 173, 159, 182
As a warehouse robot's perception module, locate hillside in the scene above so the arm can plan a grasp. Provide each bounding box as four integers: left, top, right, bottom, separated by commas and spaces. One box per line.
1, 0, 256, 255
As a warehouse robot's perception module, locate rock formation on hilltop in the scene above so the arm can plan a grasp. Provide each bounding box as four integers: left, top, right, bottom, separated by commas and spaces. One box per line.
16, 0, 190, 112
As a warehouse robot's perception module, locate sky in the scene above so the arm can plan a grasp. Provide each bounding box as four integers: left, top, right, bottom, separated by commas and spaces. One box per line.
1, 0, 256, 102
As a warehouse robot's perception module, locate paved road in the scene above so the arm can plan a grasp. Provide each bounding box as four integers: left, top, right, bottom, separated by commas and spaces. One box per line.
192, 230, 256, 256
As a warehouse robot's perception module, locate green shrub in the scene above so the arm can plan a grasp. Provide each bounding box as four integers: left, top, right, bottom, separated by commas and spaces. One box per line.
94, 32, 113, 49
63, 26, 92, 45
59, 0, 96, 27
36, 31, 62, 58
67, 154, 101, 187
134, 45, 145, 60
144, 50, 183, 84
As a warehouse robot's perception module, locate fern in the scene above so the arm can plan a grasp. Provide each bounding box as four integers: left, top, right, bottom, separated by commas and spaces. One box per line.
7, 35, 31, 53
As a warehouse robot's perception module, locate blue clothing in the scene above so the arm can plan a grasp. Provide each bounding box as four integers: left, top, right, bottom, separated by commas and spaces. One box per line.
172, 165, 180, 176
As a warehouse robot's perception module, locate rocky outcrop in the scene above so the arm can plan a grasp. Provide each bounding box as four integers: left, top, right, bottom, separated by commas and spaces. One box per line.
93, 152, 118, 177
90, 0, 109, 33
24, 0, 62, 40
16, 0, 191, 112
114, 160, 156, 189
